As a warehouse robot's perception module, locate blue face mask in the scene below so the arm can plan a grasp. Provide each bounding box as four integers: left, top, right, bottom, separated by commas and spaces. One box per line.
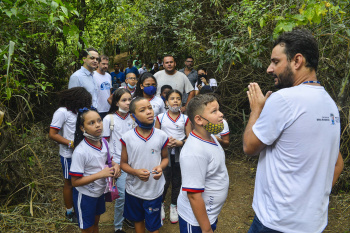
161, 95, 166, 102
132, 113, 154, 130
143, 86, 157, 96
127, 83, 136, 89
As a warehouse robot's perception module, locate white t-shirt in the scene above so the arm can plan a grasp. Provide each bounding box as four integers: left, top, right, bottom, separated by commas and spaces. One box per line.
154, 70, 194, 96
102, 112, 134, 164
252, 84, 340, 233
177, 132, 229, 226
50, 107, 77, 158
138, 67, 147, 75
149, 96, 166, 118
121, 128, 168, 200
214, 119, 229, 138
194, 78, 217, 91
69, 139, 108, 197
94, 71, 112, 113
157, 111, 189, 140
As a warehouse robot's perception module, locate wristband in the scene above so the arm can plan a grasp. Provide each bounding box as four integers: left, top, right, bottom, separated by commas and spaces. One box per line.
68, 140, 74, 149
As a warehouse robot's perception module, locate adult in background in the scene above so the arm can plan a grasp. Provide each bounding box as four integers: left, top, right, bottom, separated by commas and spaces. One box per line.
154, 55, 194, 113
94, 55, 112, 119
68, 48, 99, 108
124, 59, 139, 78
138, 63, 148, 76
243, 29, 344, 233
111, 63, 126, 92
179, 56, 198, 105
194, 67, 217, 95
150, 62, 159, 75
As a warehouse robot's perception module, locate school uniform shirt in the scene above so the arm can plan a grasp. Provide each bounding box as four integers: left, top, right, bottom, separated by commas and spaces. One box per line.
149, 96, 165, 118
177, 132, 229, 226
121, 128, 169, 200
69, 139, 108, 197
93, 71, 112, 113
214, 119, 230, 139
157, 111, 189, 141
50, 107, 77, 158
102, 112, 134, 164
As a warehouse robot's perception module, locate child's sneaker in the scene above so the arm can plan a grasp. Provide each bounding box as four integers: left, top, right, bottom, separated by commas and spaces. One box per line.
66, 211, 78, 224
169, 204, 178, 223
161, 203, 165, 220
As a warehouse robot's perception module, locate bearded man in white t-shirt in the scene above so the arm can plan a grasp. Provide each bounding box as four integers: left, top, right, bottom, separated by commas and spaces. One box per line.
243, 29, 344, 233
93, 55, 112, 119
154, 55, 194, 113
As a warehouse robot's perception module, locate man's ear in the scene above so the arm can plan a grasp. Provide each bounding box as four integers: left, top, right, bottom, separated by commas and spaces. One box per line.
293, 53, 304, 70
194, 115, 203, 126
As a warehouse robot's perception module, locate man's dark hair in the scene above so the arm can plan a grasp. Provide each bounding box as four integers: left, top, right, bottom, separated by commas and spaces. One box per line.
98, 55, 109, 63
185, 55, 194, 61
163, 54, 174, 61
81, 47, 98, 58
274, 29, 319, 71
114, 63, 119, 66
187, 94, 217, 125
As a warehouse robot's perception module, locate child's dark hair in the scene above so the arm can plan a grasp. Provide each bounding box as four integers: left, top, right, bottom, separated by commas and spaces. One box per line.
57, 87, 92, 113
165, 89, 182, 101
108, 88, 131, 114
74, 108, 99, 147
134, 72, 158, 97
161, 85, 172, 94
129, 97, 147, 114
187, 94, 218, 125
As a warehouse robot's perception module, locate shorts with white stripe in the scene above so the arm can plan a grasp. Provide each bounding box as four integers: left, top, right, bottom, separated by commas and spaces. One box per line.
60, 155, 72, 179
73, 188, 106, 229
179, 216, 218, 233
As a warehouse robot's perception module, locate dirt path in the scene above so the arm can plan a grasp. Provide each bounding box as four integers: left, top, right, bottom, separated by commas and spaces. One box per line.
60, 158, 350, 233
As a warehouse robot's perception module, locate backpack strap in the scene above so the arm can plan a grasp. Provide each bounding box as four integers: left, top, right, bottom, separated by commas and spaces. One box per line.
109, 114, 114, 131
102, 138, 112, 167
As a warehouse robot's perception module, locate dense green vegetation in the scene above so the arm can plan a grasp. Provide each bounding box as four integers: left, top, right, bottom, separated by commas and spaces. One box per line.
0, 0, 349, 231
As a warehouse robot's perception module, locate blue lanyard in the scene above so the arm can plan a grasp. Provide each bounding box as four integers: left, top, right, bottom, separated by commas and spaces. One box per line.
303, 81, 320, 84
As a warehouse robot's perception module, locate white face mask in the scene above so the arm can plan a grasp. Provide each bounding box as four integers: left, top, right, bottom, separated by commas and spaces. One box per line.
118, 107, 128, 114
168, 105, 181, 112
83, 131, 103, 141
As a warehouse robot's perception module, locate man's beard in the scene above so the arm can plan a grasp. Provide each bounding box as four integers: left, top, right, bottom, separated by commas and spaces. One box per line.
274, 64, 294, 89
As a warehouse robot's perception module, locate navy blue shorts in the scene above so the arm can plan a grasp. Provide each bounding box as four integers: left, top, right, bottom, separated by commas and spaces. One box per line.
60, 156, 71, 179
73, 188, 106, 229
123, 191, 162, 232
179, 216, 217, 233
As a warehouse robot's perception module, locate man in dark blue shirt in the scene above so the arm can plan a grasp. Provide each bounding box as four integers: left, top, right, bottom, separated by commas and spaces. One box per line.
124, 59, 139, 78
110, 63, 126, 92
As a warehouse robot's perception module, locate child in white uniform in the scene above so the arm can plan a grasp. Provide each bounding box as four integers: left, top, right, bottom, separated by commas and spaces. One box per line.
120, 97, 169, 233
102, 88, 134, 233
177, 94, 229, 233
69, 108, 121, 232
134, 72, 165, 118
49, 87, 92, 222
155, 89, 192, 223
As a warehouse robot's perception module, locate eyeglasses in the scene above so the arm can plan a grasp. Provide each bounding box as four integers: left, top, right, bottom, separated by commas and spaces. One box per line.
185, 60, 193, 63
128, 77, 137, 80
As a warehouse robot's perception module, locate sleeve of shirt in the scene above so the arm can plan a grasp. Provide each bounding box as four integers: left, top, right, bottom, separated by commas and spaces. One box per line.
68, 74, 80, 89
50, 108, 65, 130
252, 92, 294, 145
194, 81, 199, 91
220, 119, 230, 136
120, 73, 126, 82
183, 75, 194, 94
180, 153, 207, 193
102, 115, 111, 138
184, 115, 189, 126
69, 149, 85, 177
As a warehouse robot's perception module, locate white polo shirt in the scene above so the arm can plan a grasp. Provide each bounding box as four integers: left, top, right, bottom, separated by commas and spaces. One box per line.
50, 107, 77, 158
69, 139, 108, 197
252, 84, 340, 233
102, 112, 134, 164
149, 96, 165, 118
157, 111, 189, 140
177, 132, 229, 226
121, 128, 169, 200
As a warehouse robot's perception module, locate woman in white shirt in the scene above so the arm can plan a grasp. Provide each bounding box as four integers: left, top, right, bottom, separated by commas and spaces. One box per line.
194, 67, 217, 95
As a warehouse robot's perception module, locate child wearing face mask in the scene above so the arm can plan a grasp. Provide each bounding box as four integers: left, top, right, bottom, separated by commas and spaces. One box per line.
122, 73, 138, 97
102, 88, 134, 233
155, 89, 192, 224
69, 108, 121, 232
134, 72, 165, 118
